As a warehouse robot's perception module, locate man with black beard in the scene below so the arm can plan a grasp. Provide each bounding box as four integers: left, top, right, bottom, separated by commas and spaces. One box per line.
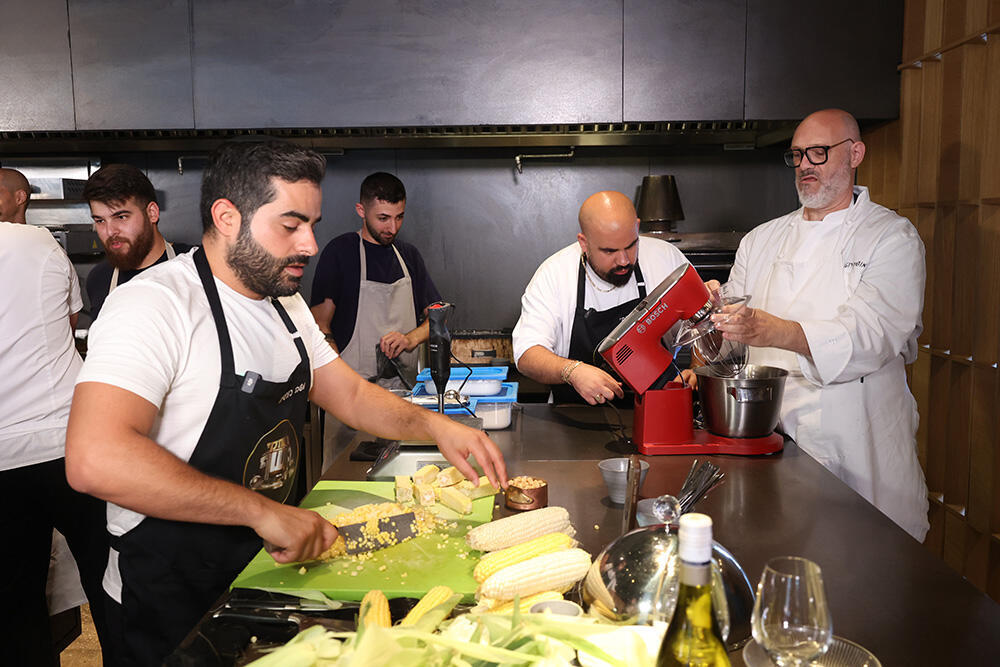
83, 164, 194, 319
512, 190, 688, 404
65, 142, 507, 666
310, 172, 440, 388
715, 109, 929, 541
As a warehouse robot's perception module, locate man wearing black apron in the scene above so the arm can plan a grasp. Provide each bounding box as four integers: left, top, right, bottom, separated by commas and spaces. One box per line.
66, 141, 507, 666
83, 163, 194, 320
512, 191, 690, 404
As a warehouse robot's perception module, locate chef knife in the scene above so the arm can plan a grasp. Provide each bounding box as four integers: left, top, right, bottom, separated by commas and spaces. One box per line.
337, 511, 419, 555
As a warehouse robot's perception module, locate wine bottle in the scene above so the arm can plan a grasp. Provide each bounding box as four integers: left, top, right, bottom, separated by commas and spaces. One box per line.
656, 513, 731, 667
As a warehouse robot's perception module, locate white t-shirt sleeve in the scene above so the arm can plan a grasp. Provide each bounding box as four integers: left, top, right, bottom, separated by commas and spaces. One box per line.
512, 259, 567, 365
77, 282, 188, 408
285, 295, 338, 369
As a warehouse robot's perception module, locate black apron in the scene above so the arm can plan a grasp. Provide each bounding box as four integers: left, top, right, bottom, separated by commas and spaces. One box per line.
551, 257, 646, 404
108, 248, 312, 666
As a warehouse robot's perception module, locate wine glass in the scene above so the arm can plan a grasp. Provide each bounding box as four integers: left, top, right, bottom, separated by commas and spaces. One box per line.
751, 556, 833, 666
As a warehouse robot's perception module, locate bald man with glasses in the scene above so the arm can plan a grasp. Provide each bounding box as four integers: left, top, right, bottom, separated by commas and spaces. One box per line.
714, 108, 930, 541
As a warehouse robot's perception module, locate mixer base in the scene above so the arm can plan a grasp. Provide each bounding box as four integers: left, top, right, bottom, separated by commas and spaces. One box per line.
637, 429, 784, 456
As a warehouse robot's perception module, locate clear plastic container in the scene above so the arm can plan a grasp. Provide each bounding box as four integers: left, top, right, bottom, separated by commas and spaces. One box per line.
469, 382, 518, 429
416, 366, 508, 396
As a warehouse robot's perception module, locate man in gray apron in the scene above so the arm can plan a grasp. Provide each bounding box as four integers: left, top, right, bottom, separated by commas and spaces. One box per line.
310, 172, 441, 389
83, 164, 194, 319
717, 109, 929, 541
66, 142, 506, 666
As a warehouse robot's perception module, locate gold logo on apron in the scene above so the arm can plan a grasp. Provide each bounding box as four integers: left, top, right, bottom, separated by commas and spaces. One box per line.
243, 419, 299, 503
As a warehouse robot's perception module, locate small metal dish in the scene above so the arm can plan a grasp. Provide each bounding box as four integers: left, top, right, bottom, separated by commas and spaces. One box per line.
504, 479, 548, 511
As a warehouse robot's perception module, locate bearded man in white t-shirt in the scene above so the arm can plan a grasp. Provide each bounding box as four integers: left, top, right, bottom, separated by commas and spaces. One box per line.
715, 109, 929, 541
66, 141, 508, 666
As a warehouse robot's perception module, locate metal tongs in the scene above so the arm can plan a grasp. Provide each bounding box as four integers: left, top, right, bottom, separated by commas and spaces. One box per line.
651, 459, 725, 524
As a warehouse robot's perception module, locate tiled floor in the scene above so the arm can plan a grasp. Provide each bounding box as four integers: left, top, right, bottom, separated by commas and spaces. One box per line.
62, 605, 102, 666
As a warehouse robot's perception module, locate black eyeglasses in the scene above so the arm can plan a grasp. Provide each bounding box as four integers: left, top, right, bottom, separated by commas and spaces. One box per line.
783, 138, 854, 168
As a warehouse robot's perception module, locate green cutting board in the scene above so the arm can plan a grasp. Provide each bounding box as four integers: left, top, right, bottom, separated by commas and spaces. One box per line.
230, 480, 495, 602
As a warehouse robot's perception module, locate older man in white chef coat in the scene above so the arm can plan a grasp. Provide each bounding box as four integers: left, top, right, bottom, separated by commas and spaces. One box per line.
716, 109, 929, 541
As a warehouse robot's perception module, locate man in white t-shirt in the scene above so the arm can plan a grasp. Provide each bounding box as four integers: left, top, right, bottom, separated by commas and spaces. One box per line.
66, 141, 508, 665
715, 109, 929, 540
0, 215, 110, 665
512, 190, 689, 404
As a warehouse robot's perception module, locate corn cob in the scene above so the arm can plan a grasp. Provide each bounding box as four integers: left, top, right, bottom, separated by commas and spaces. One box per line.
415, 482, 436, 506
479, 590, 564, 615
413, 464, 440, 486
478, 548, 591, 601
394, 475, 413, 503
456, 476, 501, 499
398, 585, 453, 626
466, 506, 574, 551
360, 589, 390, 628
473, 531, 576, 582
439, 486, 473, 515
434, 466, 465, 487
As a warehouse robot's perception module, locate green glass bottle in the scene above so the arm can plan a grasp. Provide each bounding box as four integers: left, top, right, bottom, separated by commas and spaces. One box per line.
656, 513, 731, 667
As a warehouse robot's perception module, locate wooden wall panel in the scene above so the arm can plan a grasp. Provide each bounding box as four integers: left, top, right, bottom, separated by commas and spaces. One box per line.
982, 37, 1000, 199
973, 205, 1000, 364
883, 120, 902, 210
945, 362, 972, 513
943, 507, 971, 573
930, 206, 956, 349
925, 0, 945, 51
958, 43, 987, 202
899, 69, 923, 206
926, 356, 952, 495
944, 0, 969, 44
913, 350, 933, 467
963, 0, 990, 31
969, 368, 998, 531
937, 51, 962, 202
951, 205, 977, 357
904, 0, 927, 61
917, 62, 943, 204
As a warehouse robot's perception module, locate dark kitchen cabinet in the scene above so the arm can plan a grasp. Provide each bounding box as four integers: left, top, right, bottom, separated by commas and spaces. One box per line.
191, 0, 622, 128
624, 0, 746, 121
744, 0, 904, 120
68, 0, 195, 130
0, 0, 74, 131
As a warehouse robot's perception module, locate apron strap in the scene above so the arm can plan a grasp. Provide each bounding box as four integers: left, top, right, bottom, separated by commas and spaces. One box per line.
269, 297, 310, 368
634, 262, 646, 299
193, 247, 239, 387
576, 255, 647, 306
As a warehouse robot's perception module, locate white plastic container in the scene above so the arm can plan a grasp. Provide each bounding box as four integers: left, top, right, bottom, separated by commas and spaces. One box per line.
416, 366, 508, 396
472, 382, 518, 429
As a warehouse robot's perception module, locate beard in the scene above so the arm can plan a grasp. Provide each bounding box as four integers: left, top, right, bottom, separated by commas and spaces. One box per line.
588, 255, 635, 287
796, 155, 853, 210
364, 218, 396, 246
105, 222, 155, 270
227, 224, 309, 298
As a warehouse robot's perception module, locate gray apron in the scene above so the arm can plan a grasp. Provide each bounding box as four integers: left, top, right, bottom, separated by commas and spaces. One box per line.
339, 232, 419, 387
108, 240, 176, 292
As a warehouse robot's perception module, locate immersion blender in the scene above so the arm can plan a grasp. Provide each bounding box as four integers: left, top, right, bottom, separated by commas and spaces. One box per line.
425, 302, 454, 413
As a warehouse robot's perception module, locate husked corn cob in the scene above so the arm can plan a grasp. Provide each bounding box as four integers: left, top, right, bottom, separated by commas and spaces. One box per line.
473, 531, 576, 582
415, 482, 436, 506
478, 548, 591, 601
413, 464, 440, 486
398, 585, 453, 626
360, 589, 390, 628
439, 486, 473, 514
456, 476, 500, 499
466, 506, 574, 551
434, 466, 465, 487
394, 475, 413, 503
480, 591, 564, 615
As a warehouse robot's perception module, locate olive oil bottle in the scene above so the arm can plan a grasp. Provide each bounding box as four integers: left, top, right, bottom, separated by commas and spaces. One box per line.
656, 513, 731, 667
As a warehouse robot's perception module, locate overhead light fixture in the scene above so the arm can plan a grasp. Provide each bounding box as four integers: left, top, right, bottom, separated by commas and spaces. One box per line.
636, 174, 684, 233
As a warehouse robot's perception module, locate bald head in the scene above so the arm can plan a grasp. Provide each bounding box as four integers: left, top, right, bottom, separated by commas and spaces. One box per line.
576, 191, 641, 286
578, 191, 638, 237
793, 108, 861, 145
0, 168, 31, 224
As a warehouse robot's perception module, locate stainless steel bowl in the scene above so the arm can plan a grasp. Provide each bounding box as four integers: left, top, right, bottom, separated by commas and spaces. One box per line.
695, 365, 788, 438
582, 524, 755, 651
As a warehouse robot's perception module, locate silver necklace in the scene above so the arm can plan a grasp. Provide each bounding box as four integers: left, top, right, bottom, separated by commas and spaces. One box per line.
581, 255, 616, 293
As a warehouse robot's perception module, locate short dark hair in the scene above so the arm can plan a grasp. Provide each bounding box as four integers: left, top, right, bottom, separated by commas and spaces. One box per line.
360, 172, 405, 205
83, 164, 157, 208
200, 140, 326, 233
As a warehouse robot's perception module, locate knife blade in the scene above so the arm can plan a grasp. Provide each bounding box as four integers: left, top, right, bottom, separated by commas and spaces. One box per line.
338, 512, 419, 555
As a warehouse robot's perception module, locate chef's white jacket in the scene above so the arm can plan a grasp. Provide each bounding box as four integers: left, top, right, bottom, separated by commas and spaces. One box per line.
729, 186, 930, 540
512, 237, 689, 365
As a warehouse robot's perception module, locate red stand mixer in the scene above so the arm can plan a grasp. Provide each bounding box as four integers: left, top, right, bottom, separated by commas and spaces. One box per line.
597, 264, 784, 456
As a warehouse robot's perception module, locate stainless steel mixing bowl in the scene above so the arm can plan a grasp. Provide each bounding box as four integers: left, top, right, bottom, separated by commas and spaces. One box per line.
582, 523, 755, 651
695, 365, 788, 438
